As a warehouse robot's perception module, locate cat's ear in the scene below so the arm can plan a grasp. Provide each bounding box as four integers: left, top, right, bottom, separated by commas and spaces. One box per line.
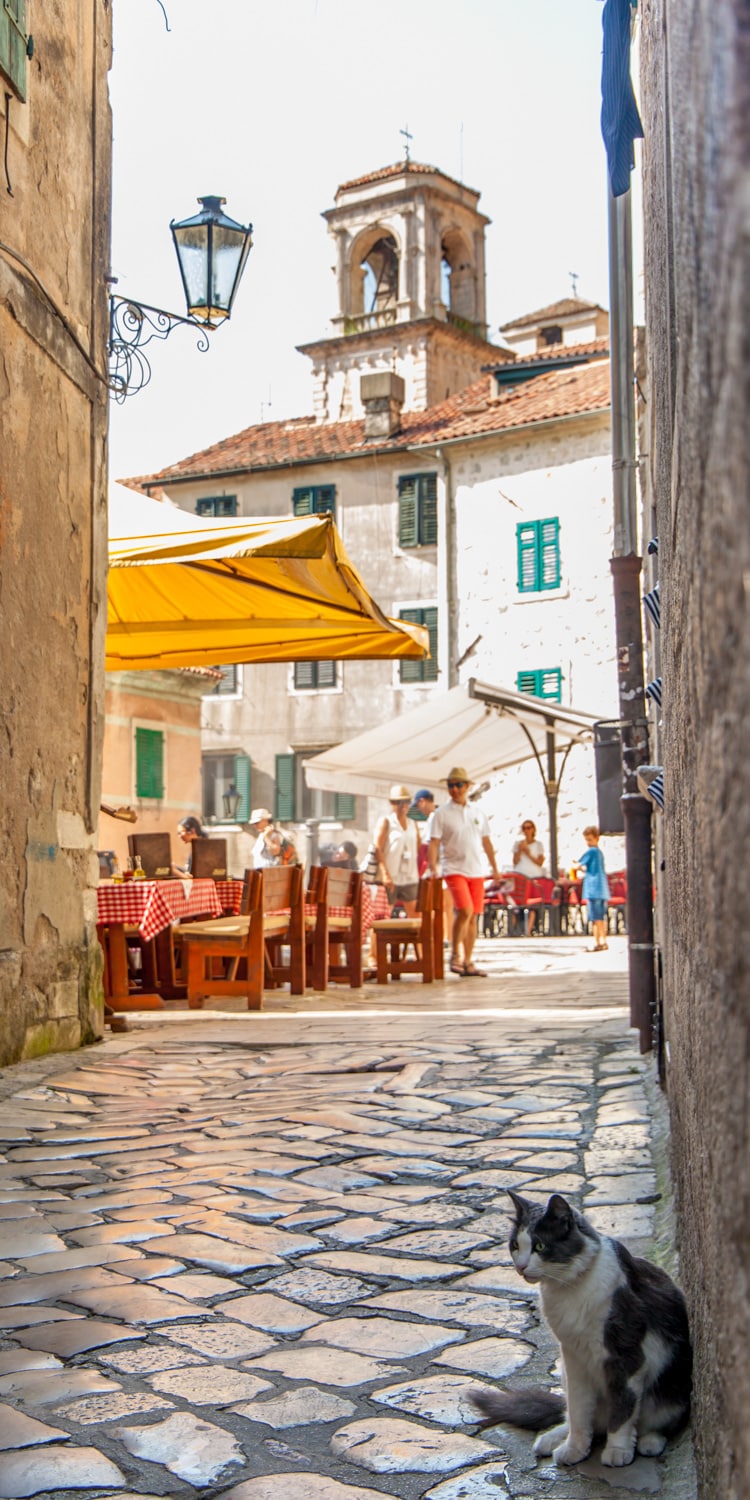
507, 1189, 533, 1221
545, 1194, 573, 1230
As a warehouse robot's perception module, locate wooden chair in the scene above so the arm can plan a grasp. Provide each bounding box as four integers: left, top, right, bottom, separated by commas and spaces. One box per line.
306, 867, 364, 990
180, 866, 305, 1009
370, 876, 441, 985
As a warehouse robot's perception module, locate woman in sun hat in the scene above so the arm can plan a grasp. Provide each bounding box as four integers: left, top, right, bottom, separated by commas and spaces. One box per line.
372, 783, 420, 914
429, 766, 500, 976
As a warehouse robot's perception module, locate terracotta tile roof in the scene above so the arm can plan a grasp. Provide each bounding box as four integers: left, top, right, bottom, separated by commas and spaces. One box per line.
130, 355, 610, 490
486, 335, 610, 370
500, 296, 606, 332
337, 160, 475, 196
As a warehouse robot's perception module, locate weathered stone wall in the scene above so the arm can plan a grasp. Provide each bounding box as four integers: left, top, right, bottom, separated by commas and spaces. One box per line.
639, 2, 750, 1494
0, 4, 112, 1063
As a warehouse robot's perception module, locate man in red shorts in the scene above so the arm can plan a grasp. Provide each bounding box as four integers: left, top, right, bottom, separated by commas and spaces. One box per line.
428, 766, 500, 977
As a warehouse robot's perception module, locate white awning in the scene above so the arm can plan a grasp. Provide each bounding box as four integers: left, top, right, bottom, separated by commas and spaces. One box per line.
305, 678, 601, 799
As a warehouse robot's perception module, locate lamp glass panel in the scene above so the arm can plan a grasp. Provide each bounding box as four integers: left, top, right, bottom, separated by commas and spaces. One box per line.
210, 226, 250, 315
173, 225, 210, 316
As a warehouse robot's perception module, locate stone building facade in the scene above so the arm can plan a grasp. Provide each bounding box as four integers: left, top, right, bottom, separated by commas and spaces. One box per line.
133, 157, 627, 879
639, 2, 750, 1494
0, 4, 111, 1063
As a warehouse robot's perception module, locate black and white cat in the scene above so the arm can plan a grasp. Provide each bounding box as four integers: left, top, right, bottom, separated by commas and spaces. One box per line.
471, 1190, 692, 1468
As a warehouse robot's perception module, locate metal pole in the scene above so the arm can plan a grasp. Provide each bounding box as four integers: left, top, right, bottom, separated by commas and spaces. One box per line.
608, 185, 656, 1052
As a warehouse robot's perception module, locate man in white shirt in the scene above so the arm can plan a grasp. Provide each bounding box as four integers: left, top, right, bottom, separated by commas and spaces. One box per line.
429, 766, 500, 977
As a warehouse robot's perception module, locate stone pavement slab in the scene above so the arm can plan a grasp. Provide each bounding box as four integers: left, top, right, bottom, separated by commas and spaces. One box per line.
0, 935, 696, 1500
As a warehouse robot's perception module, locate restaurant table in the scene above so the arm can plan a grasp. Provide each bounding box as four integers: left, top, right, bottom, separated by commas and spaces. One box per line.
96, 878, 223, 1009
362, 882, 391, 933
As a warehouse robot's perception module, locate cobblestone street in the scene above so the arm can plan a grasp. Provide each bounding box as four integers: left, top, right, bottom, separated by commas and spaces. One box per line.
0, 937, 695, 1499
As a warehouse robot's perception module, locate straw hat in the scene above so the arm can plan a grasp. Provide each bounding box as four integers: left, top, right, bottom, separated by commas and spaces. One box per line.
249, 807, 272, 824
388, 784, 412, 802
444, 766, 472, 784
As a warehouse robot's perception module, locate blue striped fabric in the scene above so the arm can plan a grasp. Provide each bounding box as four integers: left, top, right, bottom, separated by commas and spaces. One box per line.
646, 677, 662, 707
647, 536, 659, 555
643, 583, 661, 630
601, 0, 644, 197
648, 771, 664, 810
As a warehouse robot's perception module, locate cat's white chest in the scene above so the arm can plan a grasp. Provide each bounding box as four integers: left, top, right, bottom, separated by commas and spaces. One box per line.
541, 1240, 625, 1363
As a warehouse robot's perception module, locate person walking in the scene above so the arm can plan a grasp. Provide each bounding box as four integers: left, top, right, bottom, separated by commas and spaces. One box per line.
576, 824, 610, 951
408, 789, 435, 877
372, 785, 420, 915
428, 767, 500, 977
512, 818, 546, 935
250, 808, 298, 868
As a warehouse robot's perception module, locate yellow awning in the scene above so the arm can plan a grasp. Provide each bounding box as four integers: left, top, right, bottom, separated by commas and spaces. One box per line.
106, 499, 428, 671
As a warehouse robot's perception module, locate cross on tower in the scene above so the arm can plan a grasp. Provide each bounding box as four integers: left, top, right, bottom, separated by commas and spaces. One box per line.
569, 270, 579, 298
400, 125, 413, 162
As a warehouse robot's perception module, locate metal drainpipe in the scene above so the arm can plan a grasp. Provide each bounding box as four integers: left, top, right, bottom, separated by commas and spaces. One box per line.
608, 185, 656, 1053
435, 447, 459, 687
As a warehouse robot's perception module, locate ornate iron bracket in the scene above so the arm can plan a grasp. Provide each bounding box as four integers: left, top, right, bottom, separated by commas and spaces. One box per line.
108, 296, 211, 402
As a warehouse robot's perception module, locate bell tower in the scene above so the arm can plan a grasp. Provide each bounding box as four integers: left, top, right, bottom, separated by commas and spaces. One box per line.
298, 161, 508, 424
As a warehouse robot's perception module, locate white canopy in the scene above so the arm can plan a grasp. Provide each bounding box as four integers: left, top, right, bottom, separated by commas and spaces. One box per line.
305, 679, 604, 876
305, 679, 601, 798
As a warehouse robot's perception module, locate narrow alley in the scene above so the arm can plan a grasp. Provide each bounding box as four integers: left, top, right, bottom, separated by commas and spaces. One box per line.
0, 938, 695, 1500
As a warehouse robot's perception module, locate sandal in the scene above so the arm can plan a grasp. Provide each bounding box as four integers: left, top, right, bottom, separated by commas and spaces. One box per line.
449, 959, 467, 976
464, 964, 487, 977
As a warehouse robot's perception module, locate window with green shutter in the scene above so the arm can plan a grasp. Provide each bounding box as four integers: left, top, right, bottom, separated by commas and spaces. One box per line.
399, 606, 438, 683
196, 495, 238, 517
275, 753, 296, 821
293, 659, 337, 691
0, 0, 29, 102
233, 754, 251, 822
516, 518, 561, 592
292, 485, 336, 521
516, 668, 563, 703
334, 792, 355, 821
135, 728, 165, 800
398, 474, 438, 547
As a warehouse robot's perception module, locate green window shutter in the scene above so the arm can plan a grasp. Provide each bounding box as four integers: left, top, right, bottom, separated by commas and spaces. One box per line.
294, 661, 317, 690
233, 754, 251, 823
275, 753, 296, 821
517, 522, 540, 592
419, 474, 438, 545
0, 0, 28, 102
539, 518, 561, 589
516, 669, 562, 703
334, 792, 355, 821
399, 607, 438, 683
135, 728, 164, 799
315, 486, 336, 519
398, 478, 418, 548
517, 670, 541, 697
293, 487, 314, 517
539, 668, 563, 702
316, 659, 337, 689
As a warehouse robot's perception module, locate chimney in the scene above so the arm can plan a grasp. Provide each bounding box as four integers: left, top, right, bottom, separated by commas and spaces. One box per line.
360, 372, 405, 439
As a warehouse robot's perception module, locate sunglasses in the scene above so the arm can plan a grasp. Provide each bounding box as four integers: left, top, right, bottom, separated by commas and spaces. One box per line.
447, 780, 467, 789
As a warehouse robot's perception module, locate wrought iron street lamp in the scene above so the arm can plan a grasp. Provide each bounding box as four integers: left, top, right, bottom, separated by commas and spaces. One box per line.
222, 783, 242, 822
108, 196, 253, 402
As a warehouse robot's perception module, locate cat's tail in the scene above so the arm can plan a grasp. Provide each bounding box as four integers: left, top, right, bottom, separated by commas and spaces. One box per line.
470, 1387, 566, 1432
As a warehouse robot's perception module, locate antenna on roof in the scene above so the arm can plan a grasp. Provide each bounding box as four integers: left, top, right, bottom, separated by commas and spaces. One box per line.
400, 124, 413, 162
569, 271, 580, 298
260, 386, 272, 423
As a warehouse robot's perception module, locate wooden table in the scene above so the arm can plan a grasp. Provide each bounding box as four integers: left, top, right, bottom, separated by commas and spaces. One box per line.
96, 878, 223, 1010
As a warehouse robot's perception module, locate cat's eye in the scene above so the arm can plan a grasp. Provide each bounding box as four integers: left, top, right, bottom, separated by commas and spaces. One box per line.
532, 1239, 544, 1252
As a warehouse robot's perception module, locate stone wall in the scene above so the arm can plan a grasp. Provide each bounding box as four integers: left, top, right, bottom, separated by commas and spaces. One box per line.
639, 2, 750, 1494
0, 4, 112, 1063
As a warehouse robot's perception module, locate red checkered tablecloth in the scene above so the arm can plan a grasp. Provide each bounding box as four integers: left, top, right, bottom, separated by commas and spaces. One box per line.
214, 879, 245, 914
362, 883, 390, 933
96, 879, 223, 942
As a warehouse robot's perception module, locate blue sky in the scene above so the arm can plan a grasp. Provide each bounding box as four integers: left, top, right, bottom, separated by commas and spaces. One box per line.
109, 0, 642, 481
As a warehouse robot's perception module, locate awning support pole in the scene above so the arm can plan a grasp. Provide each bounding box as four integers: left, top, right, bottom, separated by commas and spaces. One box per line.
608, 183, 656, 1052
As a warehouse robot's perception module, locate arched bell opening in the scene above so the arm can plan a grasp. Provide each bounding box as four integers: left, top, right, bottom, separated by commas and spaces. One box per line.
348, 225, 401, 326
441, 228, 477, 327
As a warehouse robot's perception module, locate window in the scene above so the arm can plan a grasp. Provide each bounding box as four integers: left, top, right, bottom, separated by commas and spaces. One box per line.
398, 606, 438, 683
0, 0, 28, 101
540, 324, 563, 346
293, 660, 337, 691
135, 727, 164, 800
196, 495, 238, 517
275, 751, 355, 823
517, 669, 563, 703
207, 665, 241, 695
292, 485, 336, 521
516, 518, 561, 593
398, 474, 438, 548
202, 753, 251, 823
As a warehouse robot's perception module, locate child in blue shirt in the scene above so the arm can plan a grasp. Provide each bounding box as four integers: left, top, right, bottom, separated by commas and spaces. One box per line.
576, 824, 610, 952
